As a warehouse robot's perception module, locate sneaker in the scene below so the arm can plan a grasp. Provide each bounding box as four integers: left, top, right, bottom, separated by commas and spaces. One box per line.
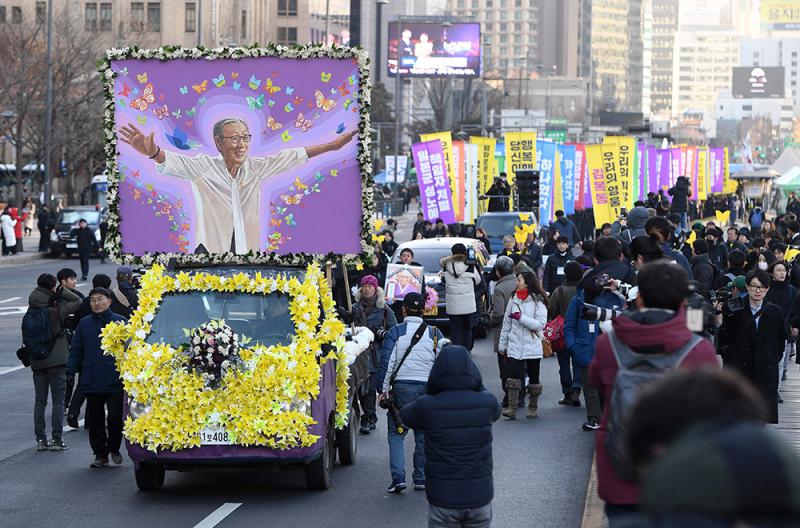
111, 452, 123, 465
359, 424, 370, 435
90, 455, 109, 468
387, 481, 407, 494
48, 439, 69, 451
368, 421, 377, 431
413, 481, 426, 491
582, 420, 600, 431
570, 391, 582, 407
66, 415, 79, 429
36, 438, 48, 451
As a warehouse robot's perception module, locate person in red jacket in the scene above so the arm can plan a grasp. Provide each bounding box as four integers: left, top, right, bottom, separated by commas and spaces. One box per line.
10, 207, 27, 252
589, 260, 719, 521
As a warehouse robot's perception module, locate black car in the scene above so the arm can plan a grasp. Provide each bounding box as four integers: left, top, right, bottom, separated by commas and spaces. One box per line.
48, 206, 105, 258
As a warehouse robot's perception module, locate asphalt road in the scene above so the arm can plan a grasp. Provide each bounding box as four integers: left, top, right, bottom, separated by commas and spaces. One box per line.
0, 253, 594, 528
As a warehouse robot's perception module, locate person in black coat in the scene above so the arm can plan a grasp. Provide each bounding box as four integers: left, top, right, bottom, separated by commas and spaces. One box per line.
401, 345, 501, 526
668, 176, 691, 234
71, 218, 98, 281
705, 227, 728, 271
486, 176, 510, 212
543, 235, 575, 293
716, 270, 786, 424
690, 240, 717, 300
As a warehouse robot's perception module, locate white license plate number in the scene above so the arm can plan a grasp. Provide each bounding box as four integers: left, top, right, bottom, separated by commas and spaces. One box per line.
198, 427, 233, 445
66, 243, 77, 249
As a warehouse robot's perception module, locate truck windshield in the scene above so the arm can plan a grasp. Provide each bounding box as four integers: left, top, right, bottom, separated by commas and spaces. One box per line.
145, 292, 294, 348
476, 215, 523, 239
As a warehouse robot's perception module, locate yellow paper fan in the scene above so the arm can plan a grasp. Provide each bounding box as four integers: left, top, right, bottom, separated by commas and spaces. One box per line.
714, 210, 730, 225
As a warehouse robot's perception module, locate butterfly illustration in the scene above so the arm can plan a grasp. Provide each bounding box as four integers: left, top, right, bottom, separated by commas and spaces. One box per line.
268, 232, 284, 243
179, 85, 188, 95
280, 193, 303, 205
136, 72, 148, 83
158, 93, 166, 101
172, 109, 181, 119
152, 105, 169, 119
320, 72, 332, 83
136, 114, 147, 125
281, 130, 293, 142
292, 177, 308, 191
330, 88, 337, 95
305, 183, 321, 195
314, 112, 321, 119
276, 205, 287, 215
248, 74, 261, 91
337, 82, 350, 97
269, 217, 282, 227
131, 87, 140, 96
315, 172, 325, 182
247, 94, 265, 110
118, 67, 128, 77
315, 90, 337, 112
268, 99, 276, 107
284, 102, 294, 113
285, 214, 296, 226
116, 98, 126, 108
130, 83, 156, 111
293, 95, 304, 106
294, 113, 313, 133
335, 123, 346, 134
330, 169, 339, 177
232, 81, 241, 90
231, 72, 239, 79
264, 117, 283, 131
165, 127, 201, 150
198, 97, 207, 106
285, 86, 295, 96
185, 120, 193, 127
133, 188, 142, 200
348, 74, 356, 86
117, 84, 132, 97
192, 80, 208, 94
186, 107, 196, 117
212, 74, 226, 87
343, 99, 353, 110
264, 78, 280, 94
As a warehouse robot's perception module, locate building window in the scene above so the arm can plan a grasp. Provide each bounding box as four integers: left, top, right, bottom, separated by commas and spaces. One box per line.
85, 3, 97, 31
11, 5, 21, 23
457, 0, 464, 7
514, 22, 521, 31
241, 10, 247, 39
0, 6, 6, 23
277, 0, 297, 16
131, 2, 145, 31
515, 0, 522, 5
277, 26, 297, 44
147, 2, 161, 32
100, 3, 112, 31
185, 2, 196, 32
498, 22, 506, 31
743, 104, 752, 110
472, 0, 478, 7
36, 1, 45, 23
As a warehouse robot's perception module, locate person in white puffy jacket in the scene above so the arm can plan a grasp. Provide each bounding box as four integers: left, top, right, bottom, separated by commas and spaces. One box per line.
1, 206, 18, 256
498, 271, 549, 420
440, 243, 482, 350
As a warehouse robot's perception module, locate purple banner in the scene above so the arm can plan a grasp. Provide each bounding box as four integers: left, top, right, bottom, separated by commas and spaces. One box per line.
648, 145, 658, 197
670, 147, 682, 186
657, 149, 672, 192
638, 143, 646, 201
413, 140, 456, 223
710, 147, 725, 193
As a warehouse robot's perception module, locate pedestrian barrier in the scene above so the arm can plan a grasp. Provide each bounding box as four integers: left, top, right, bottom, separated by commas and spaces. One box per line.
375, 198, 405, 219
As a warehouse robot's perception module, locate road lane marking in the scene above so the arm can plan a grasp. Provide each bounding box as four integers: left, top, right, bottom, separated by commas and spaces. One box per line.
194, 503, 242, 528
0, 366, 25, 375
0, 306, 27, 316
0, 297, 20, 304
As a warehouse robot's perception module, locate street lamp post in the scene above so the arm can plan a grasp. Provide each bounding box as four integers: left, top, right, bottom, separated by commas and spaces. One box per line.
324, 0, 330, 45
375, 0, 389, 85
43, 0, 54, 208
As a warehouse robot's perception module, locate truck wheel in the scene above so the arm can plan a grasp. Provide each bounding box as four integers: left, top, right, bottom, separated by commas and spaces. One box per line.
135, 463, 165, 492
305, 418, 334, 490
336, 402, 359, 465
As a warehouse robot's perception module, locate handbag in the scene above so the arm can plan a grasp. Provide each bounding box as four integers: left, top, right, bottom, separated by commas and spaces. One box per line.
543, 315, 566, 352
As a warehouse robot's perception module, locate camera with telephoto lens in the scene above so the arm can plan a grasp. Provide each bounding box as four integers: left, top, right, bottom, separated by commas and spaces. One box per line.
379, 392, 407, 434
580, 303, 622, 322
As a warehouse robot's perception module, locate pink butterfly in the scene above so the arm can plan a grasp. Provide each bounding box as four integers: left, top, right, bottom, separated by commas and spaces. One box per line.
294, 112, 313, 133
152, 104, 169, 119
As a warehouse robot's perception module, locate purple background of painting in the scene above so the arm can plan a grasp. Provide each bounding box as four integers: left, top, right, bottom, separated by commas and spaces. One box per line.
112, 56, 363, 255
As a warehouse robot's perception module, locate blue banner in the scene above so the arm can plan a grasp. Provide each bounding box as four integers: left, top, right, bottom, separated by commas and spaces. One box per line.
536, 140, 557, 225
559, 144, 576, 215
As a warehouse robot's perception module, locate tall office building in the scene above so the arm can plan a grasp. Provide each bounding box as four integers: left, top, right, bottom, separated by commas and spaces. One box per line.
578, 0, 644, 114
649, 0, 679, 118
537, 0, 580, 78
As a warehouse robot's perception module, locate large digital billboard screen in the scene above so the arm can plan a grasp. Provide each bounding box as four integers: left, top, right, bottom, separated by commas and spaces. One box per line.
732, 67, 785, 99
387, 22, 481, 77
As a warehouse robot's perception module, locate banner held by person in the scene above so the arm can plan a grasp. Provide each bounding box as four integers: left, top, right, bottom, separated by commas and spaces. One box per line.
420, 131, 458, 219
412, 139, 456, 223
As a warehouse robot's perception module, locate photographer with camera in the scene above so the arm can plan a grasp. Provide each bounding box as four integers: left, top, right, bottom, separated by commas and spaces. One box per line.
716, 270, 786, 424
339, 275, 397, 435
377, 292, 449, 494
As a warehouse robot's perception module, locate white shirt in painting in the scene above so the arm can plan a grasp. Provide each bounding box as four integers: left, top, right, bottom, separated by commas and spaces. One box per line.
156, 147, 308, 254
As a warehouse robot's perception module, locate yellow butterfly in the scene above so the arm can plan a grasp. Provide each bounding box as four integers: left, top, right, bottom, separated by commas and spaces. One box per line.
785, 247, 800, 263
265, 79, 281, 94
518, 213, 531, 222
293, 177, 308, 191
314, 90, 337, 112
136, 72, 148, 84
513, 223, 537, 244
192, 80, 208, 94
264, 117, 282, 131
686, 230, 697, 245
374, 219, 385, 232
714, 210, 730, 225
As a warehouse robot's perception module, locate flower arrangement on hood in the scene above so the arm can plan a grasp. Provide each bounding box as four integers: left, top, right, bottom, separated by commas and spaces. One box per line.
101, 262, 353, 452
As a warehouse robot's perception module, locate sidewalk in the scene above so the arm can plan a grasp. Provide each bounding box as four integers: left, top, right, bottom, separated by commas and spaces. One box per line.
777, 366, 800, 453
0, 250, 46, 268
380, 199, 420, 243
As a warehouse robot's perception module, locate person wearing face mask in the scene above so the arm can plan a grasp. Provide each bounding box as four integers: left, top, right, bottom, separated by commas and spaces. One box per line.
751, 249, 776, 273
716, 270, 786, 423
704, 227, 727, 272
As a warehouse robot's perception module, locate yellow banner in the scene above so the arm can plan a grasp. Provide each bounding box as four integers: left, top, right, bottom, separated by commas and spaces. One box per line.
504, 131, 537, 210
760, 1, 800, 26
600, 143, 623, 219
421, 132, 459, 218
585, 145, 614, 227
723, 147, 736, 193
553, 148, 564, 214
603, 136, 635, 209
470, 136, 497, 214
697, 147, 708, 200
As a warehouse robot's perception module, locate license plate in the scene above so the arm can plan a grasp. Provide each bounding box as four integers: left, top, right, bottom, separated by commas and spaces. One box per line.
66, 243, 77, 249
424, 305, 438, 316
198, 427, 233, 445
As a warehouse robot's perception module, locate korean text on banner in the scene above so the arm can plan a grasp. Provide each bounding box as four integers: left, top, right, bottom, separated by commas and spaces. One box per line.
412, 140, 456, 223
553, 148, 564, 215
573, 144, 590, 210
585, 145, 613, 227
420, 132, 459, 219
686, 146, 697, 201
723, 147, 735, 193
560, 144, 577, 215
636, 143, 645, 201
600, 143, 623, 219
452, 140, 467, 222
697, 147, 708, 200
604, 137, 635, 208
504, 131, 537, 210
464, 143, 479, 223
537, 140, 556, 225
470, 136, 497, 201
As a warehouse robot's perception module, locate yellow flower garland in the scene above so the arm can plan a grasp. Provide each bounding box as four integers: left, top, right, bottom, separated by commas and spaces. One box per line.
101, 262, 348, 452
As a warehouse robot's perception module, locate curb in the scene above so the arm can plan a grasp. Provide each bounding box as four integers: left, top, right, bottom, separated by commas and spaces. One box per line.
0, 252, 47, 268
581, 453, 607, 528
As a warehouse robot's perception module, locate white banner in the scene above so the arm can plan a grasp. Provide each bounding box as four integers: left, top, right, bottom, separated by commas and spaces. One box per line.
385, 155, 408, 183
464, 143, 479, 224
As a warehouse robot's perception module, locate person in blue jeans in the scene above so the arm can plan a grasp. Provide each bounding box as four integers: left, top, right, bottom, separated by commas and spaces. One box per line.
377, 292, 450, 494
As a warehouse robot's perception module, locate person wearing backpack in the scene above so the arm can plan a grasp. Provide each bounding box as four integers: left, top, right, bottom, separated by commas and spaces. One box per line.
24, 273, 82, 451
440, 243, 482, 350
589, 261, 718, 520
548, 261, 583, 407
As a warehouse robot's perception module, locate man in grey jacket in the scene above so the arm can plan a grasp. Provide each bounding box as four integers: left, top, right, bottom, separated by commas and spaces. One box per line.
25, 273, 82, 451
490, 256, 517, 407
377, 292, 450, 494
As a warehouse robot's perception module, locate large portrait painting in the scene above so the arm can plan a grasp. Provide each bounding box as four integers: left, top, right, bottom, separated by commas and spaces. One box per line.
100, 45, 373, 265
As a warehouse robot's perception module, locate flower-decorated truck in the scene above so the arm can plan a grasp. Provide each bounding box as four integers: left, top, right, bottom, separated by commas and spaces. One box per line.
99, 44, 376, 491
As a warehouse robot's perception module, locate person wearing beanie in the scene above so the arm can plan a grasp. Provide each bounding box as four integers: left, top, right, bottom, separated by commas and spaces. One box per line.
440, 243, 482, 349
543, 235, 575, 293
548, 261, 583, 406
25, 273, 82, 452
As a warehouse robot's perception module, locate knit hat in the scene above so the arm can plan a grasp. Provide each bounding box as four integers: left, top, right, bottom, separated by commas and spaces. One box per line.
359, 275, 379, 289
514, 261, 535, 275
